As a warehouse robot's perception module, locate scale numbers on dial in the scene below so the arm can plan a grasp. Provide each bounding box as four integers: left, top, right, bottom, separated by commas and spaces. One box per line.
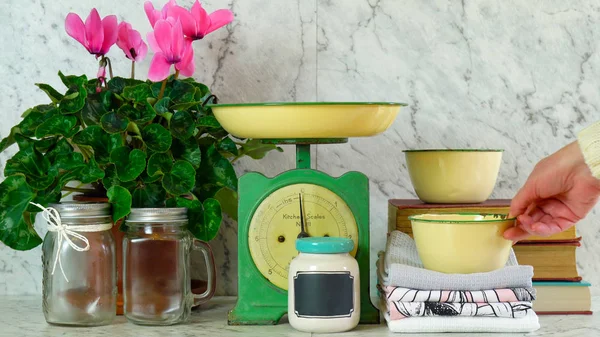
248, 183, 359, 290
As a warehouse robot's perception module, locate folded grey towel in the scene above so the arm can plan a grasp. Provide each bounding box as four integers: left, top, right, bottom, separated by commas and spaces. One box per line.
377, 231, 534, 290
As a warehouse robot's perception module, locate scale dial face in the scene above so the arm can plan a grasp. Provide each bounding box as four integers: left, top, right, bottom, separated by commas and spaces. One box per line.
248, 183, 359, 290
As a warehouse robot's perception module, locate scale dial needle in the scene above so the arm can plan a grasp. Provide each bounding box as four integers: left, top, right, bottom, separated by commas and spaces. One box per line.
297, 193, 309, 238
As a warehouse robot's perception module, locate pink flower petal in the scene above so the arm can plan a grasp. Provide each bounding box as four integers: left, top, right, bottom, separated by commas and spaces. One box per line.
65, 13, 87, 49
170, 6, 197, 38
146, 31, 162, 53
175, 39, 195, 77
100, 15, 118, 55
153, 20, 174, 60
116, 22, 133, 59
85, 8, 104, 54
170, 19, 184, 59
205, 9, 234, 35
148, 52, 172, 82
191, 0, 210, 36
144, 1, 160, 27
135, 40, 148, 62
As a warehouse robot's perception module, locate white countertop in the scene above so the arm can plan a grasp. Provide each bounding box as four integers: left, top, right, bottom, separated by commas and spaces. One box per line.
0, 296, 598, 336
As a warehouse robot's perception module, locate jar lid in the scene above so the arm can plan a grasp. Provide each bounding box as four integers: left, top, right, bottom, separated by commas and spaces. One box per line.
126, 208, 188, 223
296, 237, 354, 254
49, 202, 111, 219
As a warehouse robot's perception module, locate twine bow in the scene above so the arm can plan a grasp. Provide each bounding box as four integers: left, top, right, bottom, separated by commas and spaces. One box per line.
30, 202, 113, 282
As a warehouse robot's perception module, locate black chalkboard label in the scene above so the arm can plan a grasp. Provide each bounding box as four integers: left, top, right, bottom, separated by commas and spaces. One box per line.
293, 271, 354, 319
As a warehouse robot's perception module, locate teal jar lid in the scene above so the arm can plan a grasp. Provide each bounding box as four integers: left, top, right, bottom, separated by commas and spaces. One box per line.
296, 237, 354, 254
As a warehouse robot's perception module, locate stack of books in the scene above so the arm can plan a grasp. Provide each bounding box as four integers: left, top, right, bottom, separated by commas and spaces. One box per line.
388, 199, 592, 315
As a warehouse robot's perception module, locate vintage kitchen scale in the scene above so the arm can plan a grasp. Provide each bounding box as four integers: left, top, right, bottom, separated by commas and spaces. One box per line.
209, 101, 406, 325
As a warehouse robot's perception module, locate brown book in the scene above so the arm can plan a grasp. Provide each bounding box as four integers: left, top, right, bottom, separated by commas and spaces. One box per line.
388, 199, 578, 242
532, 281, 592, 315
513, 242, 582, 281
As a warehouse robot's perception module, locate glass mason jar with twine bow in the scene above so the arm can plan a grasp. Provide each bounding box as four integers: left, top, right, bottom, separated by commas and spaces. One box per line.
32, 202, 117, 326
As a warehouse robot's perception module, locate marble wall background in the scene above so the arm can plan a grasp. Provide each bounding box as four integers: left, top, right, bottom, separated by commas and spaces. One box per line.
1, 0, 600, 297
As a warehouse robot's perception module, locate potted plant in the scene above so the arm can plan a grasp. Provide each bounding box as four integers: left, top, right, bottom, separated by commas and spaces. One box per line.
0, 0, 281, 312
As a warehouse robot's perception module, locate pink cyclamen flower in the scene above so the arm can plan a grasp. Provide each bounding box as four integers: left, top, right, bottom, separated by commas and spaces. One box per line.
116, 22, 148, 62
65, 8, 118, 57
144, 0, 178, 27
171, 0, 233, 40
147, 19, 195, 82
96, 65, 106, 92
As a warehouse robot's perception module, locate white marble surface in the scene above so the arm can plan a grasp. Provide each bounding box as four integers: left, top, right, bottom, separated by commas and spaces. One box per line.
0, 296, 598, 337
2, 0, 600, 297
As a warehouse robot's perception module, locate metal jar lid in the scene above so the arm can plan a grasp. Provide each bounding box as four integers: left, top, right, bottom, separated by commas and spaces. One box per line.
126, 208, 188, 223
49, 202, 111, 219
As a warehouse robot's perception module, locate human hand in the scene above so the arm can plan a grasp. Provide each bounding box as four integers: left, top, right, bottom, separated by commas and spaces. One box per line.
503, 141, 600, 242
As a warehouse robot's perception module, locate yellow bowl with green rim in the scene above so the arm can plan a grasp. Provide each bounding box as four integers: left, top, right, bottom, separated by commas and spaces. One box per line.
207, 102, 406, 139
404, 149, 503, 204
409, 213, 514, 274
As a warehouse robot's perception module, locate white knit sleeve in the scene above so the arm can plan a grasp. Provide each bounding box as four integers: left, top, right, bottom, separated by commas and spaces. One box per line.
577, 121, 600, 179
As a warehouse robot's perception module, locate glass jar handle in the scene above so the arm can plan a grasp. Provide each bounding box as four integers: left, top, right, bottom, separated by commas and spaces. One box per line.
191, 239, 216, 306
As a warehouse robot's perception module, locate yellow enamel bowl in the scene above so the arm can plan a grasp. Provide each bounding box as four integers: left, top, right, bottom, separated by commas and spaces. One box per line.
208, 102, 406, 139
409, 213, 514, 274
404, 149, 503, 203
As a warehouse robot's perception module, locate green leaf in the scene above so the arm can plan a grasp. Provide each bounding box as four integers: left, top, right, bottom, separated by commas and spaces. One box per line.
45, 138, 73, 163
142, 124, 171, 152
123, 83, 152, 103
167, 197, 221, 241
196, 116, 221, 128
102, 164, 136, 190
170, 80, 195, 103
118, 102, 156, 124
154, 97, 171, 114
192, 82, 211, 100
35, 137, 58, 152
35, 114, 77, 138
79, 158, 105, 184
107, 185, 132, 222
147, 152, 173, 177
4, 145, 55, 190
132, 183, 166, 208
240, 139, 284, 160
218, 137, 238, 158
35, 83, 64, 103
14, 134, 35, 151
172, 137, 201, 168
197, 144, 237, 191
0, 126, 19, 152
58, 71, 87, 89
151, 81, 172, 98
214, 187, 238, 221
170, 111, 195, 139
29, 182, 62, 212
51, 152, 86, 174
100, 112, 129, 134
108, 77, 144, 93
73, 125, 124, 163
0, 175, 41, 250
59, 85, 87, 114
18, 108, 46, 137
81, 91, 110, 125
110, 147, 147, 182
162, 160, 195, 196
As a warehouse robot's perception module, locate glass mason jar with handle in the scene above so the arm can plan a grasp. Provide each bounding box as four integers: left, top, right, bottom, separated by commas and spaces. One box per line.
36, 202, 116, 326
123, 207, 216, 325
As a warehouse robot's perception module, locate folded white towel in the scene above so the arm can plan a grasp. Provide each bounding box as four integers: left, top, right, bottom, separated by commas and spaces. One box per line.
378, 231, 534, 290
380, 297, 540, 333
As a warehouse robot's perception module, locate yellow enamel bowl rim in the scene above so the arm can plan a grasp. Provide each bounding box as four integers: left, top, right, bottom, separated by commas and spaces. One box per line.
408, 213, 516, 223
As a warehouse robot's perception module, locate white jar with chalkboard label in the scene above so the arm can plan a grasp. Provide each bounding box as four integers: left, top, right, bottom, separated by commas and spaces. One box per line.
288, 237, 360, 333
